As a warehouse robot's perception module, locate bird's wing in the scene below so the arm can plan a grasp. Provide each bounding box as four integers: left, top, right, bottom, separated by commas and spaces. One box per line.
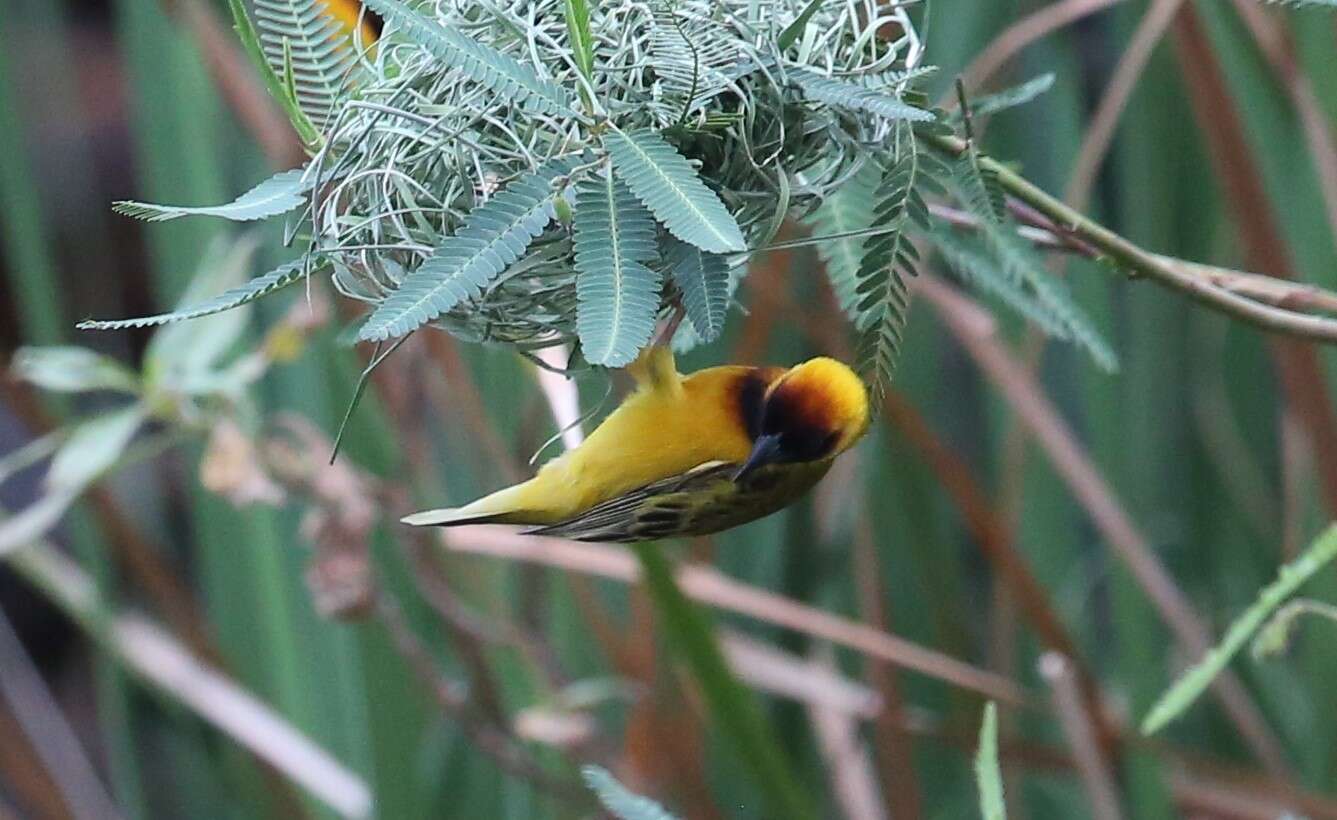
523, 459, 832, 543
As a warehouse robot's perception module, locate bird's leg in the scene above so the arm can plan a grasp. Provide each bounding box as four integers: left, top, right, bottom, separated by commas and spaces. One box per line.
653, 299, 686, 347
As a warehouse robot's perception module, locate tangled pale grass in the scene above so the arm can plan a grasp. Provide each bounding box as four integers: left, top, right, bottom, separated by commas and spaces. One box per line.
303, 0, 926, 351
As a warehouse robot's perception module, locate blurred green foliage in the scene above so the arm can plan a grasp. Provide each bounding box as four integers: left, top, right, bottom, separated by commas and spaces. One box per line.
1, 1, 1336, 818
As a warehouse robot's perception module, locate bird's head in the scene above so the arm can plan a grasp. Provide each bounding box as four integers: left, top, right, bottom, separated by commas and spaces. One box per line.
736, 357, 871, 481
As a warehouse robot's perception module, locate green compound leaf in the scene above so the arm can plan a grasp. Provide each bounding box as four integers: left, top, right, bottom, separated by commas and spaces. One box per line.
664, 238, 729, 342
952, 73, 1055, 121
254, 0, 360, 128
78, 258, 318, 330
1142, 523, 1337, 735
931, 226, 1072, 339
853, 144, 935, 397
606, 128, 746, 254
791, 69, 935, 123
807, 160, 880, 318
359, 159, 571, 342
364, 0, 574, 115
228, 0, 322, 147
947, 154, 1118, 372
113, 168, 308, 223
574, 172, 663, 367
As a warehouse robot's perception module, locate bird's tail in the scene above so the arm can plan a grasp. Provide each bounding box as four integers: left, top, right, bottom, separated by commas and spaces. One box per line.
400, 481, 539, 528
400, 507, 514, 527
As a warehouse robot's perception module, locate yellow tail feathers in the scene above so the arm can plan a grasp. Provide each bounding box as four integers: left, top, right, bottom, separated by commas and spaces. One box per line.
400, 508, 511, 527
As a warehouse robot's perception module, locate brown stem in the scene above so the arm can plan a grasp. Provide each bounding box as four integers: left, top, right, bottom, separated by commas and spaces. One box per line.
1171, 4, 1337, 517
1040, 653, 1124, 820
851, 515, 924, 820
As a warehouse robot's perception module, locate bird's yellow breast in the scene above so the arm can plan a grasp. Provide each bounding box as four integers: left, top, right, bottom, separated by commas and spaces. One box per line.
491, 365, 763, 522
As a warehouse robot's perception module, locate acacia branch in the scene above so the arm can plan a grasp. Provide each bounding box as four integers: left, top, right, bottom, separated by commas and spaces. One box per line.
922, 131, 1337, 344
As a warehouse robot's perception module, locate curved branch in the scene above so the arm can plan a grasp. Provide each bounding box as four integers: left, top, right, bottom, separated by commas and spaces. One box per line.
923, 132, 1337, 344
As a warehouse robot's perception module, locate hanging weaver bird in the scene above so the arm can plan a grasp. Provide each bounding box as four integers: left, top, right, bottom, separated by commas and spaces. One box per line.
402, 346, 870, 542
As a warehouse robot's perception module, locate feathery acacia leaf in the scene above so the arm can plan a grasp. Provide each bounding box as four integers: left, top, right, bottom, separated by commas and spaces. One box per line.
930, 227, 1069, 338
791, 69, 935, 123
606, 128, 746, 254
1142, 524, 1337, 734
853, 140, 940, 396
364, 0, 574, 115
665, 239, 729, 342
649, 1, 738, 113
574, 172, 663, 367
78, 259, 317, 330
254, 0, 359, 128
113, 168, 308, 223
951, 150, 1006, 223
947, 154, 1117, 370
807, 160, 880, 318
359, 159, 572, 342
227, 0, 322, 146
952, 73, 1055, 120
982, 221, 1117, 371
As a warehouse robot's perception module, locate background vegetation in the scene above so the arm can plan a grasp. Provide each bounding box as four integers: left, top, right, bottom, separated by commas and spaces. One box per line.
1, 0, 1337, 817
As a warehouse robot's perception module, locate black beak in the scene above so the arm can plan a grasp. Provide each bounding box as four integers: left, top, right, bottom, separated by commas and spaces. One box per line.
734, 433, 783, 482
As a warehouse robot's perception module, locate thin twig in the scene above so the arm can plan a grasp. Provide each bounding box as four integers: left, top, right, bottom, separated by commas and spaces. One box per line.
1171, 4, 1337, 515
0, 703, 71, 820
1230, 0, 1337, 251
922, 130, 1337, 344
0, 604, 122, 820
1066, 0, 1184, 208
371, 594, 590, 807
851, 514, 924, 820
805, 647, 888, 820
958, 0, 1124, 93
6, 543, 373, 819
1039, 653, 1124, 820
721, 632, 883, 720
938, 201, 1337, 317
440, 527, 1032, 706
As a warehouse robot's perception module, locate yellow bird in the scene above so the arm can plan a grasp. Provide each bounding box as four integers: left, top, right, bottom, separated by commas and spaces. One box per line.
403, 346, 871, 542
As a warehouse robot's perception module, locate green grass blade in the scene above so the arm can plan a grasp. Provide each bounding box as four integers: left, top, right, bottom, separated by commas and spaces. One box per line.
582, 765, 678, 820
975, 702, 1005, 820
777, 0, 826, 51
562, 0, 594, 81
1142, 523, 1337, 734
630, 542, 815, 820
